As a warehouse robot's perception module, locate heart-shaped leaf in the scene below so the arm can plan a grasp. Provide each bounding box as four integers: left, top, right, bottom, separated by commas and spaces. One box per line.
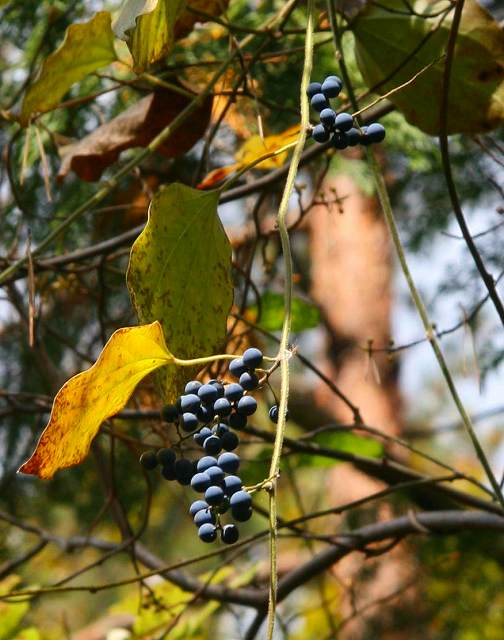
127, 183, 233, 400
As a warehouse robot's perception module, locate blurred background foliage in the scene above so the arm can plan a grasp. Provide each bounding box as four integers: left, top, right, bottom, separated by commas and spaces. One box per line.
1, 0, 504, 638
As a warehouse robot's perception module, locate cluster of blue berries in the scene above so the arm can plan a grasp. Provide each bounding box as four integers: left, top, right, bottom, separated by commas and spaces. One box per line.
140, 347, 267, 544
308, 75, 385, 149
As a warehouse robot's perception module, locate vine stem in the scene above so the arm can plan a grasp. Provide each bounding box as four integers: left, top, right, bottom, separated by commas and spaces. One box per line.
368, 150, 504, 509
265, 1, 315, 638
327, 0, 504, 508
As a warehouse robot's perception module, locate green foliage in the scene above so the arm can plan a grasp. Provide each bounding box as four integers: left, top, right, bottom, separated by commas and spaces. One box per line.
296, 430, 384, 468
20, 11, 117, 125
250, 291, 320, 332
420, 535, 504, 639
353, 0, 504, 134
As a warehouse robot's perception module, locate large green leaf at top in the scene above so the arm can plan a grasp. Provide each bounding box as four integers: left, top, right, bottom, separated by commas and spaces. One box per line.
114, 0, 230, 72
353, 0, 504, 134
115, 0, 185, 72
20, 12, 117, 126
127, 183, 233, 400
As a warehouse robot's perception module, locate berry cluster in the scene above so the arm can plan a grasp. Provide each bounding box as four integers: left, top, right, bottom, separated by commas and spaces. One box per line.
307, 74, 385, 149
140, 347, 266, 544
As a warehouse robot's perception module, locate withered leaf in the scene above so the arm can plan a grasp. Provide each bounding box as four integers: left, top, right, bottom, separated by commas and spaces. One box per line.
58, 88, 212, 182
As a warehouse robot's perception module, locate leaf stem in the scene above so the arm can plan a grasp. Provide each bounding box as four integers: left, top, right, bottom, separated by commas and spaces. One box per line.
265, 1, 315, 638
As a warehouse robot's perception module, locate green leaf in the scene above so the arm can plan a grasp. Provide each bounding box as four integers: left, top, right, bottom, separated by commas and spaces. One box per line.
127, 184, 233, 400
353, 0, 504, 134
249, 291, 320, 332
296, 431, 383, 468
115, 0, 186, 72
20, 12, 117, 126
0, 578, 29, 640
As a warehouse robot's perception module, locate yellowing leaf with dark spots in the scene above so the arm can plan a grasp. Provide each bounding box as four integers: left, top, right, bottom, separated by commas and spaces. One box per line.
20, 12, 117, 126
127, 184, 233, 400
198, 124, 300, 188
353, 0, 504, 134
18, 322, 173, 479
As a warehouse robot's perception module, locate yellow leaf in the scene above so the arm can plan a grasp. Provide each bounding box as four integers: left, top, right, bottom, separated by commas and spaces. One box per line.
198, 124, 300, 188
236, 124, 300, 169
19, 322, 173, 479
20, 12, 117, 126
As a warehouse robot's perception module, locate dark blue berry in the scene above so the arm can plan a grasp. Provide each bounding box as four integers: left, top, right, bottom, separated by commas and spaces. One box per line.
229, 358, 248, 379
311, 93, 329, 112
139, 450, 158, 470
346, 127, 360, 146
229, 412, 247, 429
189, 500, 208, 516
232, 506, 253, 522
332, 132, 348, 149
181, 412, 199, 432
218, 452, 240, 474
366, 122, 386, 143
312, 124, 330, 143
320, 108, 336, 128
230, 490, 252, 510
239, 372, 258, 391
209, 380, 225, 397
174, 458, 194, 485
184, 380, 202, 395
335, 112, 353, 132
213, 423, 229, 437
161, 464, 176, 480
242, 347, 263, 369
359, 126, 372, 146
306, 81, 322, 99
180, 393, 200, 413
321, 75, 343, 99
206, 465, 225, 485
221, 524, 239, 544
196, 403, 213, 424
157, 448, 176, 466
224, 475, 242, 496
237, 395, 257, 416
194, 509, 215, 526
196, 456, 218, 472
161, 404, 178, 422
214, 397, 232, 417
221, 431, 239, 451
204, 435, 222, 455
194, 426, 213, 446
268, 405, 289, 424
217, 496, 230, 513
198, 384, 218, 403
204, 485, 225, 506
198, 522, 217, 542
224, 383, 244, 402
191, 472, 211, 492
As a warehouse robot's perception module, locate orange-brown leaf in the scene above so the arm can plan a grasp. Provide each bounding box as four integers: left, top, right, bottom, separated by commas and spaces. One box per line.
198, 124, 300, 188
58, 88, 212, 182
196, 164, 237, 189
